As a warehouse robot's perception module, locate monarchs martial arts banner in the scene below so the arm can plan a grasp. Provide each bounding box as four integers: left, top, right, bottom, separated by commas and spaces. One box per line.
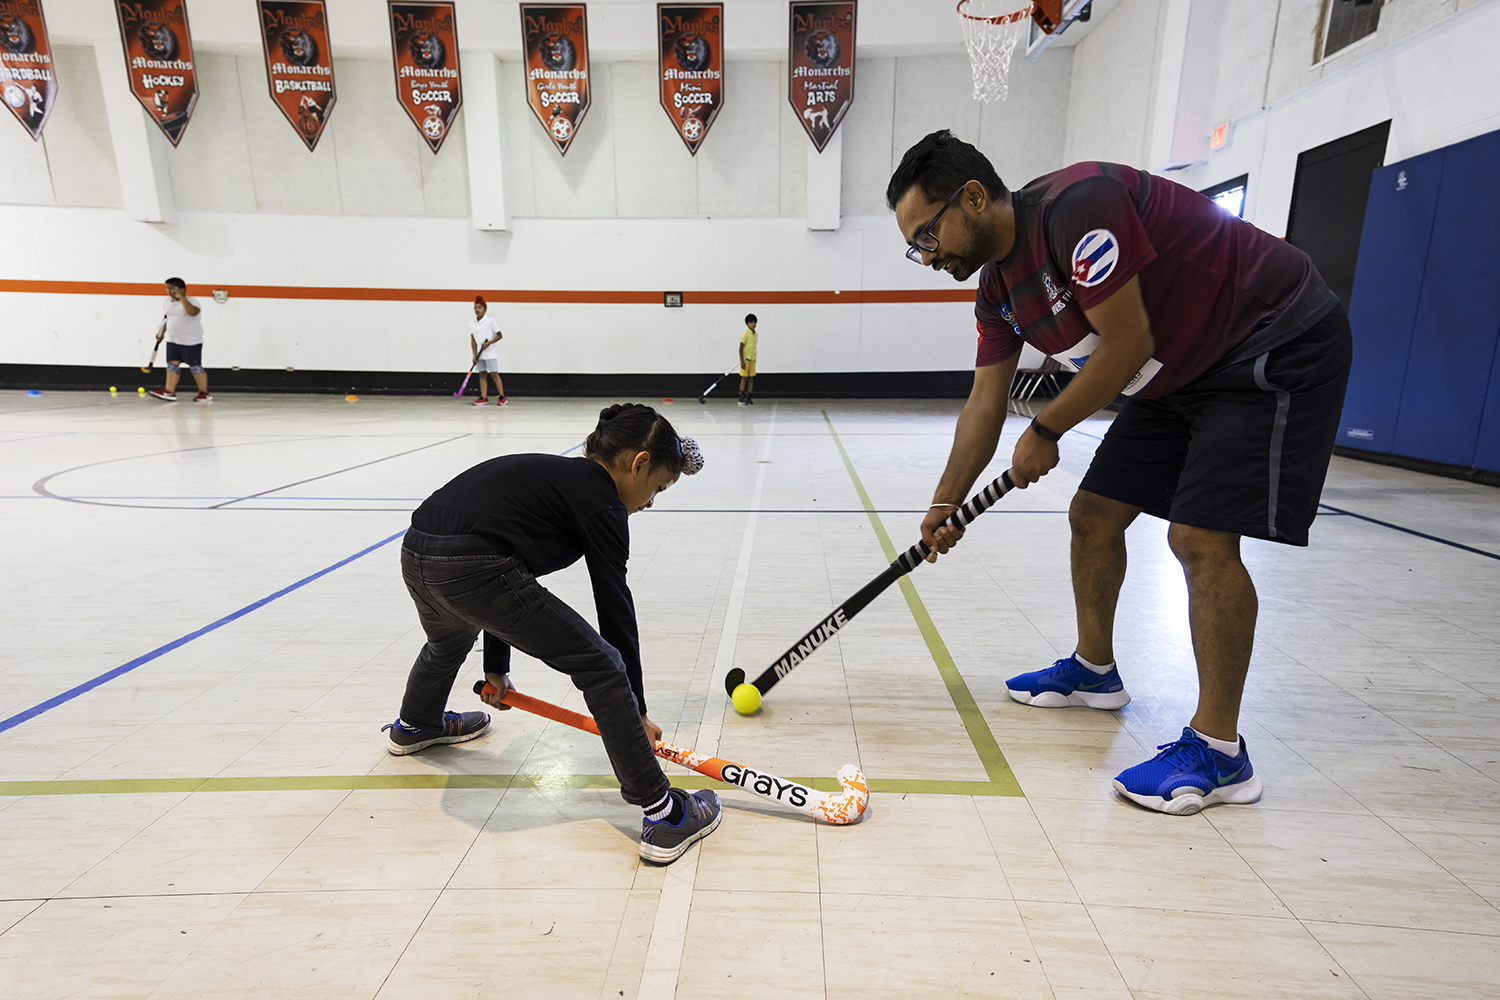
258, 1, 335, 151
657, 3, 722, 155
114, 0, 198, 146
788, 1, 854, 152
0, 0, 57, 140
388, 1, 460, 153
520, 5, 589, 156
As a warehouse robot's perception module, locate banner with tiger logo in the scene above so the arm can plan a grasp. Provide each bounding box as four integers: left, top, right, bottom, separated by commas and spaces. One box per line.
388, 0, 461, 153
0, 0, 57, 141
520, 4, 590, 156
257, 0, 336, 151
114, 0, 198, 146
657, 3, 722, 156
788, 1, 855, 152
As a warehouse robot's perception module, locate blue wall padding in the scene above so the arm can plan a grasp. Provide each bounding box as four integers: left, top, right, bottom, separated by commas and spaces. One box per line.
1338, 149, 1443, 453
1390, 129, 1500, 468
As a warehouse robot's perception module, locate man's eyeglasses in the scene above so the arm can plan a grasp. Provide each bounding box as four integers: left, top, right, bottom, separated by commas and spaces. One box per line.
905, 184, 967, 263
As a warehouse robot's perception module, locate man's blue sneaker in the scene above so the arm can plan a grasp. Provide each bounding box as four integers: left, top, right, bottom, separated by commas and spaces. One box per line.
1006, 654, 1131, 710
1113, 727, 1263, 815
640, 788, 722, 865
381, 711, 491, 755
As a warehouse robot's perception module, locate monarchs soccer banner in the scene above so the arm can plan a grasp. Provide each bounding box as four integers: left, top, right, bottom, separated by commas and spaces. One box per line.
520, 5, 589, 156
388, 1, 460, 153
115, 0, 198, 146
257, 1, 335, 151
0, 0, 57, 140
657, 3, 722, 156
788, 2, 854, 152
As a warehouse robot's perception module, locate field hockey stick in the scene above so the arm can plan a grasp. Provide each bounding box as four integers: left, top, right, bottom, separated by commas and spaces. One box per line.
452, 356, 481, 398
698, 367, 739, 403
724, 469, 1017, 698
141, 338, 160, 373
474, 680, 868, 824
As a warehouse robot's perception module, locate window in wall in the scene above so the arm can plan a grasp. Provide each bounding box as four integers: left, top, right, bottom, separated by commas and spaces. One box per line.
1322, 0, 1382, 60
1200, 174, 1249, 219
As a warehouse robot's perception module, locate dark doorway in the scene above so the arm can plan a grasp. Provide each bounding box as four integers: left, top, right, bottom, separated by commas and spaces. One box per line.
1285, 120, 1391, 309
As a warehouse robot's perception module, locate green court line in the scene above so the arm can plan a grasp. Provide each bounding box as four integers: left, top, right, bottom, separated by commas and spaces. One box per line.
822, 411, 1023, 797
0, 775, 1010, 798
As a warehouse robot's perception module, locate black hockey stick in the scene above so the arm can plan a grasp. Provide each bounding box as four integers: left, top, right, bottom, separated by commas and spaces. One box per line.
723, 470, 1017, 698
699, 367, 739, 403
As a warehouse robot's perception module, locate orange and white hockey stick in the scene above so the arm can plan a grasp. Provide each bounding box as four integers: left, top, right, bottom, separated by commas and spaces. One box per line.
474, 680, 867, 825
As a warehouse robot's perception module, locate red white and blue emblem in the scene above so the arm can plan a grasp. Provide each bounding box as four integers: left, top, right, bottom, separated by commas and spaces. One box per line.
1071, 229, 1119, 288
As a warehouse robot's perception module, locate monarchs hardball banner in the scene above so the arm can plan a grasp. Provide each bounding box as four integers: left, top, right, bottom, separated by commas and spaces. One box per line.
0, 0, 56, 140
657, 3, 722, 155
257, 1, 335, 151
388, 1, 460, 153
520, 5, 589, 156
788, 2, 854, 152
114, 0, 197, 146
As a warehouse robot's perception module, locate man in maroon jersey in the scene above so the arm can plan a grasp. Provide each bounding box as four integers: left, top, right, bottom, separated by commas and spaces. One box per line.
888, 130, 1351, 815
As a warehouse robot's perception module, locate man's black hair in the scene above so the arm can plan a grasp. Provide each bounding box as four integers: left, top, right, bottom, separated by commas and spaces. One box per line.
885, 130, 1007, 211
165, 276, 186, 289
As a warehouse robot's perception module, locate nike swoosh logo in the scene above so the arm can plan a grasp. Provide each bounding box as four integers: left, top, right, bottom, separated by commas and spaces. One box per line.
1075, 677, 1112, 691
1217, 763, 1247, 786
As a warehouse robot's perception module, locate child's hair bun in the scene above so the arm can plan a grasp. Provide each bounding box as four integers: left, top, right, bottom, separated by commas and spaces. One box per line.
598, 402, 654, 423
678, 436, 704, 475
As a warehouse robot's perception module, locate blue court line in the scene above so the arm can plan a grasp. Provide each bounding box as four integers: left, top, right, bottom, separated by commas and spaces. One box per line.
0, 530, 409, 736
1317, 503, 1500, 561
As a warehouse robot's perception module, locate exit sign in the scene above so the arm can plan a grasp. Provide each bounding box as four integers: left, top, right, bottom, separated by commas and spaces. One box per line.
1210, 123, 1231, 151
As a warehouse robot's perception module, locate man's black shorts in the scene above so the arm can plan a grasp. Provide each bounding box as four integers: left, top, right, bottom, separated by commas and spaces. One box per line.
1079, 305, 1353, 546
165, 342, 203, 369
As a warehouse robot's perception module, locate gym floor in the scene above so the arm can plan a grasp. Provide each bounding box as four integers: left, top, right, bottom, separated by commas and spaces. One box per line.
1, 393, 1497, 999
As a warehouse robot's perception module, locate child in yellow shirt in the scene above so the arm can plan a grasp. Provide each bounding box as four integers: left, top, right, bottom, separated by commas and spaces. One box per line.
738, 314, 758, 405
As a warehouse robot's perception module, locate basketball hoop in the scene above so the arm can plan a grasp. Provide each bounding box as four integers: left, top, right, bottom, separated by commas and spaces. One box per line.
957, 0, 1035, 102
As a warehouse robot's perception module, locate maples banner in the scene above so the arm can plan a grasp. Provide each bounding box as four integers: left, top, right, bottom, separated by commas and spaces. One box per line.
657, 3, 722, 156
257, 1, 336, 151
520, 4, 589, 156
388, 1, 460, 153
114, 0, 198, 146
788, 1, 855, 152
0, 0, 58, 141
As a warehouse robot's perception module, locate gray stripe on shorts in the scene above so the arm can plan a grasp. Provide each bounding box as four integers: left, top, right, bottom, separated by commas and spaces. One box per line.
1253, 353, 1291, 539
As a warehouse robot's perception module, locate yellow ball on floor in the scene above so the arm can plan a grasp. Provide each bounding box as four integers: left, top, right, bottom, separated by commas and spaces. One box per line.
731, 683, 761, 715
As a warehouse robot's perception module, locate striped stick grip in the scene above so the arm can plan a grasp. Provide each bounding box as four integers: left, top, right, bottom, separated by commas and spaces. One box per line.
897, 470, 1016, 572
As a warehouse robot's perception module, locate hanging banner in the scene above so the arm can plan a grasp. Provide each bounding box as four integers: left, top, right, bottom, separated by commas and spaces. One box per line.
519, 4, 590, 156
388, 1, 461, 154
0, 0, 58, 141
257, 1, 336, 151
788, 1, 855, 152
114, 0, 198, 146
657, 3, 722, 156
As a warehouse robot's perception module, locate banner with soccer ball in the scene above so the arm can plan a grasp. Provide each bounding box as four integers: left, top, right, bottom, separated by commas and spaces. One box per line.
520, 4, 590, 156
387, 0, 461, 154
657, 3, 722, 156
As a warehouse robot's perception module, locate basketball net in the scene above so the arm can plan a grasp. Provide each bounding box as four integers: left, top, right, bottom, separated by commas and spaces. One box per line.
958, 0, 1035, 102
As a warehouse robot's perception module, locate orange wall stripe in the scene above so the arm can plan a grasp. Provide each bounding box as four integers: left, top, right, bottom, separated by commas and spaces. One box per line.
0, 279, 973, 305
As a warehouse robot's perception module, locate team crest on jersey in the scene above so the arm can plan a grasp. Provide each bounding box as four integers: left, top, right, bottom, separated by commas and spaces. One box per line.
1071, 229, 1119, 287
999, 301, 1022, 335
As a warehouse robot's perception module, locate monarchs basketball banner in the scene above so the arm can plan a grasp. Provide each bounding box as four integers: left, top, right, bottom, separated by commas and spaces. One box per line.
257, 1, 336, 151
788, 2, 854, 152
388, 1, 460, 153
114, 0, 198, 146
520, 5, 589, 156
0, 0, 56, 140
657, 3, 722, 155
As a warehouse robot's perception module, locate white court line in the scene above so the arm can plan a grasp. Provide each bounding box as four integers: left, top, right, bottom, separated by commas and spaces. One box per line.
696, 407, 777, 757
636, 409, 776, 1000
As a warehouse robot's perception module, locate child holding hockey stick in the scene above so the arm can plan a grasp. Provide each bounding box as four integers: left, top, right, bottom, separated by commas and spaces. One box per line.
384, 403, 719, 864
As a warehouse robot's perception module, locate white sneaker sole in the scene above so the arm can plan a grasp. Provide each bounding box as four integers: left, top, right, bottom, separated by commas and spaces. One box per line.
1008, 687, 1131, 710
1112, 773, 1263, 815
384, 721, 491, 755
639, 807, 723, 865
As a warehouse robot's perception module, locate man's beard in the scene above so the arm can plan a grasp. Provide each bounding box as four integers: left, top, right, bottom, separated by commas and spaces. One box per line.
932, 212, 995, 282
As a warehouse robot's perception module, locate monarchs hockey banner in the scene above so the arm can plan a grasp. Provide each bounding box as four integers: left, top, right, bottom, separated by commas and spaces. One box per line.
258, 1, 335, 151
657, 3, 722, 155
788, 1, 854, 152
388, 1, 460, 153
520, 5, 589, 156
0, 0, 56, 140
114, 0, 198, 146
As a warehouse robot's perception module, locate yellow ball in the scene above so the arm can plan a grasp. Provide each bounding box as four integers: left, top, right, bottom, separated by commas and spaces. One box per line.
137, 387, 145, 394
731, 683, 761, 715
109, 386, 117, 392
